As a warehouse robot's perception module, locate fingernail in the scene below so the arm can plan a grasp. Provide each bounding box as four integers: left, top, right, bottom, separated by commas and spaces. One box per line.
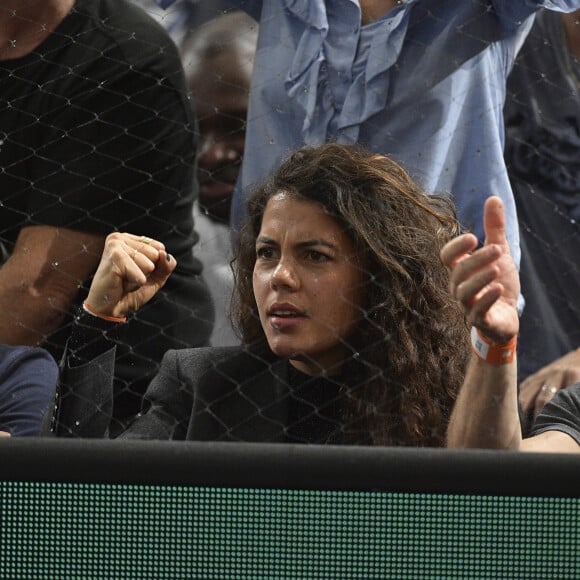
166, 253, 172, 262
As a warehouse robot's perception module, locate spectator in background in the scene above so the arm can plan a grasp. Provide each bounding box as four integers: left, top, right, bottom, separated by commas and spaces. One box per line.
180, 11, 258, 346
0, 0, 213, 433
504, 9, 580, 423
157, 0, 580, 284
0, 345, 58, 437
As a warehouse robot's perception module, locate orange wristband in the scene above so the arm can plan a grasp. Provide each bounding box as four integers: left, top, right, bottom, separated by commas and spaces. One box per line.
470, 327, 516, 365
83, 300, 127, 323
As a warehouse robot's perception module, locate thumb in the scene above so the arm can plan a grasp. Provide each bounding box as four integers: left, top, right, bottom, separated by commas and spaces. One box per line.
483, 196, 508, 250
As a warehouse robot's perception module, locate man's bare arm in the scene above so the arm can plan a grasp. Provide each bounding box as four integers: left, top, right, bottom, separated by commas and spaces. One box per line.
441, 197, 521, 449
0, 225, 105, 345
521, 431, 580, 453
447, 354, 521, 449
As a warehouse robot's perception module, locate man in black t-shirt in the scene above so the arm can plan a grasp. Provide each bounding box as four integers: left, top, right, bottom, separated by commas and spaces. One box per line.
0, 0, 213, 429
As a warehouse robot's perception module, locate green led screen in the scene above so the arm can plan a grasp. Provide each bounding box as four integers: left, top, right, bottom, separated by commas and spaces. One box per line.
1, 481, 578, 579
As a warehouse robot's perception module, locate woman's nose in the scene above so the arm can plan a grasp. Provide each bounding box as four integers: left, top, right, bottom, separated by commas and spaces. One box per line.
270, 259, 299, 290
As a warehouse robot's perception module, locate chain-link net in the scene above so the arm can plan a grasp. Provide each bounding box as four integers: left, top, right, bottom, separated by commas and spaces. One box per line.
1, 1, 578, 442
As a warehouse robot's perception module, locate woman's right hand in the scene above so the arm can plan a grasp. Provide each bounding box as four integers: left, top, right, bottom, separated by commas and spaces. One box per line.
85, 232, 176, 319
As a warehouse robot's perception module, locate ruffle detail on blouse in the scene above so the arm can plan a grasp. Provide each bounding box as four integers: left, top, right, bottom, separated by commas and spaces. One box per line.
284, 0, 330, 143
337, 9, 411, 142
284, 0, 412, 144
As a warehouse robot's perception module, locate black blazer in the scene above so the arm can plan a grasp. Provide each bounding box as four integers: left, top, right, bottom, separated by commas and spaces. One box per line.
54, 342, 296, 442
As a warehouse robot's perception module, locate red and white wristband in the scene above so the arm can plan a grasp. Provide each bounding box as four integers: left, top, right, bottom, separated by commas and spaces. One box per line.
470, 327, 516, 365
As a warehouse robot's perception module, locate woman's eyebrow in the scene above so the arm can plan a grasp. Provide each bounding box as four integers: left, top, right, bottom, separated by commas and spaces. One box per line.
256, 236, 337, 250
256, 235, 277, 245
295, 239, 336, 250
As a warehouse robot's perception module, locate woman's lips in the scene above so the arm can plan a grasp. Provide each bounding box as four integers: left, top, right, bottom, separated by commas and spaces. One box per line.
268, 305, 307, 330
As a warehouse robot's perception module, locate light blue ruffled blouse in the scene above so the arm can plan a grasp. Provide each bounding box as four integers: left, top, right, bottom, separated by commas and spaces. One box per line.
157, 0, 580, 269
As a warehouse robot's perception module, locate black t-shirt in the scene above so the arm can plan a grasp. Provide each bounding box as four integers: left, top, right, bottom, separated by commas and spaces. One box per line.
0, 0, 199, 265
530, 383, 580, 446
0, 0, 213, 420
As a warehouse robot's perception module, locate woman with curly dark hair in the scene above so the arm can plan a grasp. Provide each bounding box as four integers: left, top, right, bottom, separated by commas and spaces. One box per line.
53, 143, 469, 446
232, 143, 469, 446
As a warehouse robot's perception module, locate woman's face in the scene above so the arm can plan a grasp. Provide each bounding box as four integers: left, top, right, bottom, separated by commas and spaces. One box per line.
253, 193, 366, 376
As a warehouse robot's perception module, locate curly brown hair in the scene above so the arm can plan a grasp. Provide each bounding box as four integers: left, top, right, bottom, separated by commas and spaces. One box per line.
231, 143, 470, 447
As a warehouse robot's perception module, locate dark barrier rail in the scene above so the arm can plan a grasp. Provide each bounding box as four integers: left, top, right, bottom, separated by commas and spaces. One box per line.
1, 440, 579, 579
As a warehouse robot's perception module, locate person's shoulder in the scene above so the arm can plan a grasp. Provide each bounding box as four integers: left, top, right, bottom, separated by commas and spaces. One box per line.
64, 0, 193, 124
74, 0, 183, 68
0, 344, 57, 368
0, 345, 58, 382
81, 0, 175, 41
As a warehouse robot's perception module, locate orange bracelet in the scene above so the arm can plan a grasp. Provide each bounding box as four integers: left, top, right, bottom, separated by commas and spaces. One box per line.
83, 300, 127, 323
470, 327, 516, 365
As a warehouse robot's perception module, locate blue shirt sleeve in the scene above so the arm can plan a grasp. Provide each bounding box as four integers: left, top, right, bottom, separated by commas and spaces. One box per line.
0, 346, 58, 437
492, 0, 580, 27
